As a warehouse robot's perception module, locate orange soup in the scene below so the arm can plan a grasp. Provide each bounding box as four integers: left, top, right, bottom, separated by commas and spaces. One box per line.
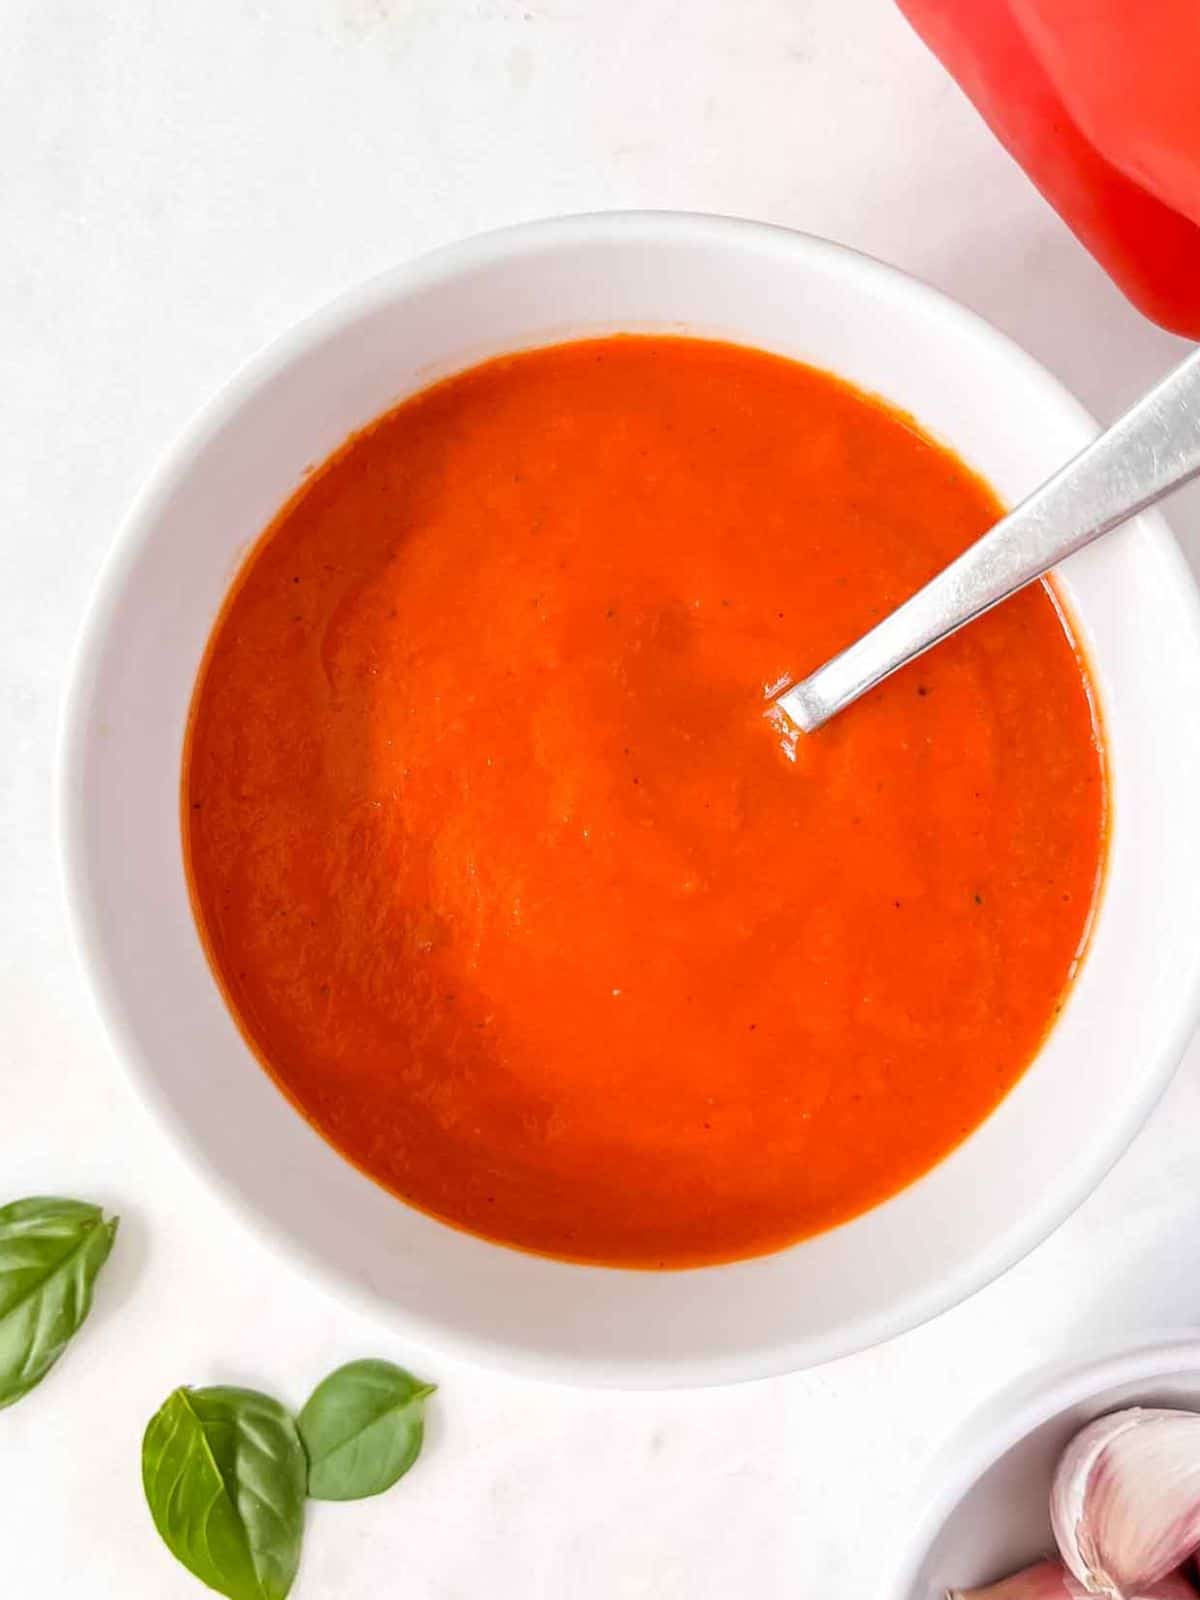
184, 336, 1105, 1268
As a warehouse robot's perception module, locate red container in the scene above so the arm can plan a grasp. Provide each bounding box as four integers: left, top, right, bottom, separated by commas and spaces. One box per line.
897, 0, 1200, 337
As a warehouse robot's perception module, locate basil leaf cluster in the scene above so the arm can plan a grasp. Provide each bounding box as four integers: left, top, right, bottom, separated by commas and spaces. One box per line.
143, 1361, 435, 1598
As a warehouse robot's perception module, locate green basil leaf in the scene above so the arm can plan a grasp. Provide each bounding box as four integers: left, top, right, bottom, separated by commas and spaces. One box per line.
298, 1359, 434, 1501
0, 1196, 119, 1409
142, 1386, 306, 1600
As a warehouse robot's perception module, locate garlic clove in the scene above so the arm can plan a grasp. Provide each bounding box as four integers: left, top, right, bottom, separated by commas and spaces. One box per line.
1136, 1573, 1198, 1599
946, 1559, 1198, 1599
1051, 1409, 1200, 1593
947, 1557, 1091, 1597
1157, 1575, 1200, 1599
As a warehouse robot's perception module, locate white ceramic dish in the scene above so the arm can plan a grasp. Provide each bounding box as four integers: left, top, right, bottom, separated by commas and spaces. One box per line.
59, 212, 1200, 1388
884, 1335, 1200, 1596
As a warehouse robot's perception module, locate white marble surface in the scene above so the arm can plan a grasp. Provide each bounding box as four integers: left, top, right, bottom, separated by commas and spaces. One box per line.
4, 2, 1200, 1595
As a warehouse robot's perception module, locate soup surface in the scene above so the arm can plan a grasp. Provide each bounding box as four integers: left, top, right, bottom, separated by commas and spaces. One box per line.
185, 336, 1105, 1268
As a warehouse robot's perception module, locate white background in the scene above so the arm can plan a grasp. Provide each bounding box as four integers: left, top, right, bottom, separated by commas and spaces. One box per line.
5, 2, 1200, 1596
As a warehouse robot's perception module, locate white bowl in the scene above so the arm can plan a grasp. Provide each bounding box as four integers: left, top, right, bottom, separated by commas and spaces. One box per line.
59, 213, 1200, 1387
885, 1336, 1200, 1596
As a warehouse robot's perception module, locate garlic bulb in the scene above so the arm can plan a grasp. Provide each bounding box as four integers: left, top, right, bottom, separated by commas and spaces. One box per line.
947, 1559, 1196, 1599
1050, 1407, 1200, 1593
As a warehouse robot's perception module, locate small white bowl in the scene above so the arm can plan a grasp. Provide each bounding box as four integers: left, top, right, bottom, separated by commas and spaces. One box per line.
59, 213, 1200, 1387
885, 1336, 1200, 1596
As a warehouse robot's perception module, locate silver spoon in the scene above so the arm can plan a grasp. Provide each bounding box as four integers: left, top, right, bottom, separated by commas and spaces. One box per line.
774, 347, 1200, 734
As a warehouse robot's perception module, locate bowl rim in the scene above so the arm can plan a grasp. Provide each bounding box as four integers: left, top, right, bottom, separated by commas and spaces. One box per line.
56, 210, 1200, 1387
881, 1333, 1200, 1598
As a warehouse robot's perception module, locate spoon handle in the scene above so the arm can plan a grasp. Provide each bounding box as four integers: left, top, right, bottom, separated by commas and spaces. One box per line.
776, 346, 1200, 734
